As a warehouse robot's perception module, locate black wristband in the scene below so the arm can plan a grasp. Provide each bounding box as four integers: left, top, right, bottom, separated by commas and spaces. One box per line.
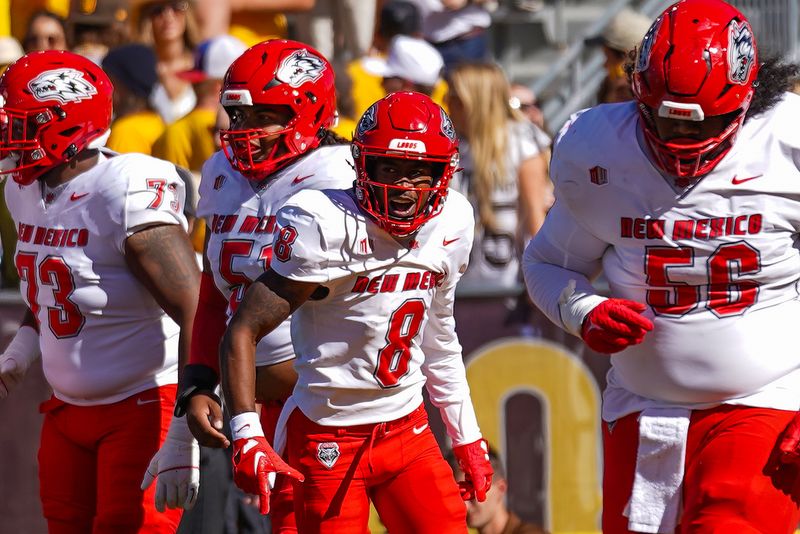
174, 364, 221, 417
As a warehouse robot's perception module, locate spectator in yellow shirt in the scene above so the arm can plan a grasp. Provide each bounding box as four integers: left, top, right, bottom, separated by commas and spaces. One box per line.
153, 34, 246, 172
103, 44, 166, 155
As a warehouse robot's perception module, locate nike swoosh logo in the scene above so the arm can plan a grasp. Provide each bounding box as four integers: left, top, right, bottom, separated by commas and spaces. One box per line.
412, 423, 428, 435
292, 174, 314, 185
136, 398, 160, 406
253, 451, 266, 473
443, 237, 460, 246
70, 192, 90, 201
731, 174, 763, 185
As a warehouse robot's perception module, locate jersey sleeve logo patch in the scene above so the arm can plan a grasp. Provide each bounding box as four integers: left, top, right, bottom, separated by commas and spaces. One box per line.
276, 49, 326, 88
28, 68, 98, 104
316, 442, 340, 469
589, 165, 608, 185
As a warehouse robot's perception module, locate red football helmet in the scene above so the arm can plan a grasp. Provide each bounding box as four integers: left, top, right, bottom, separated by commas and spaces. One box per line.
218, 39, 336, 180
352, 92, 459, 237
0, 50, 113, 185
632, 0, 758, 179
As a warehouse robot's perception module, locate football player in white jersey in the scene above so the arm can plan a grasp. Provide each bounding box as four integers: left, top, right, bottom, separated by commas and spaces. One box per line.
158, 39, 355, 529
0, 51, 201, 532
523, 0, 800, 531
219, 92, 493, 532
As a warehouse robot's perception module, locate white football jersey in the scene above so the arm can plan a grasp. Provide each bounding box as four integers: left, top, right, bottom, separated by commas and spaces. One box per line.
524, 93, 800, 420
271, 187, 481, 444
197, 145, 355, 366
5, 152, 187, 405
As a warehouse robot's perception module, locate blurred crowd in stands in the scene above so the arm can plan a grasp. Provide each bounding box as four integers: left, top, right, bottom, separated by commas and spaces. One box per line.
0, 0, 562, 309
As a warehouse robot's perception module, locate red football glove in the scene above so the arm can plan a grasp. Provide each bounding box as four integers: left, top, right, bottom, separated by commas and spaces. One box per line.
581, 299, 653, 354
778, 412, 800, 465
231, 436, 304, 515
453, 438, 493, 502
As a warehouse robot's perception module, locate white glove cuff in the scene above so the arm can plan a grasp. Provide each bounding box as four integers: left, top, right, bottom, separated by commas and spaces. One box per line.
166, 414, 196, 443
230, 412, 265, 440
557, 280, 607, 337
3, 325, 40, 369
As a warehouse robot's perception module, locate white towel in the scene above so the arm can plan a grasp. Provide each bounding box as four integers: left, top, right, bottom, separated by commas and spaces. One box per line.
624, 407, 690, 533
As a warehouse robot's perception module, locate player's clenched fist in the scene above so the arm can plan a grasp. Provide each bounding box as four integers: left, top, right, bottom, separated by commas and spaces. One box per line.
453, 438, 494, 502
230, 413, 304, 515
581, 298, 653, 354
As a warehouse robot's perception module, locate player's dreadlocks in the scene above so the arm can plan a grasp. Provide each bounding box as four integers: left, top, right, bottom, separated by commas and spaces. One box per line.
746, 55, 800, 120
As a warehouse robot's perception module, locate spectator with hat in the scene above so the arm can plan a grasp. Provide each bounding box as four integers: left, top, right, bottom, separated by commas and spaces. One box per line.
374, 34, 446, 99
103, 43, 166, 155
585, 7, 652, 103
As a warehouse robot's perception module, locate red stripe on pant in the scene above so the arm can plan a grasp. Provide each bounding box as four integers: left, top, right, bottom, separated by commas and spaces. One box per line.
38, 384, 182, 534
286, 404, 467, 534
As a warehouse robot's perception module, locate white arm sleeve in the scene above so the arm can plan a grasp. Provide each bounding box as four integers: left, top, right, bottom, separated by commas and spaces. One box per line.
522, 200, 609, 336
421, 278, 481, 446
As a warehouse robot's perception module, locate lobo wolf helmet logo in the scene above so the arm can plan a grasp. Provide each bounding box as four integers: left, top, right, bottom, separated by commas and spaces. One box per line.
276, 49, 326, 88
440, 108, 456, 141
27, 68, 98, 105
316, 442, 340, 469
728, 20, 755, 85
355, 103, 378, 139
635, 16, 662, 73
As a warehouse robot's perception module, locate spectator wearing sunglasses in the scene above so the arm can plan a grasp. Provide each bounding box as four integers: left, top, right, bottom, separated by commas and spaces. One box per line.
22, 10, 68, 53
131, 0, 201, 124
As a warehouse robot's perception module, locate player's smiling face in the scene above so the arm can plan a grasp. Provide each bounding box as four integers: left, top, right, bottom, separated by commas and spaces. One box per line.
369, 157, 435, 221
225, 104, 293, 162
